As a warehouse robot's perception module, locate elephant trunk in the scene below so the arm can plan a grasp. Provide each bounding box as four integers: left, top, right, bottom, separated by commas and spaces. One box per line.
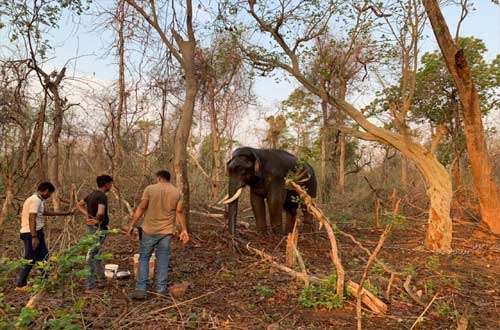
227, 178, 244, 234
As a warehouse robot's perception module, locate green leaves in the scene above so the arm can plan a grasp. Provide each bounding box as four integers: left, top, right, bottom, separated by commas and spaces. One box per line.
14, 307, 38, 330
298, 274, 343, 309
0, 0, 91, 59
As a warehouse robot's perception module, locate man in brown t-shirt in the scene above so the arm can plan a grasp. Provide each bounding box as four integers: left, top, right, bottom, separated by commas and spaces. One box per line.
126, 170, 189, 300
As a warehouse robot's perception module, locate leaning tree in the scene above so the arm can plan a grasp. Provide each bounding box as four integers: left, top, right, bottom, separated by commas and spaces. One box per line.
222, 0, 453, 252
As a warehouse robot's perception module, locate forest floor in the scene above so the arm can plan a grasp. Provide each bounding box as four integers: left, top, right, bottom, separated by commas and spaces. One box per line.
1, 204, 500, 329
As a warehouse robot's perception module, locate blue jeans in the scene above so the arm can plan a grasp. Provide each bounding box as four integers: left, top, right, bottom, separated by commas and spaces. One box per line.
17, 229, 49, 287
135, 233, 172, 292
86, 226, 107, 289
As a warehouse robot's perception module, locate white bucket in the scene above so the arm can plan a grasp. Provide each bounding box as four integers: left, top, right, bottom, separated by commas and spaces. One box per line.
104, 264, 119, 279
132, 253, 155, 279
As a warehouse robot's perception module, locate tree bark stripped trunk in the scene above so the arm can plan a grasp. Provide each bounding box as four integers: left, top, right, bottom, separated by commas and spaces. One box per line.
423, 0, 500, 233
337, 100, 453, 252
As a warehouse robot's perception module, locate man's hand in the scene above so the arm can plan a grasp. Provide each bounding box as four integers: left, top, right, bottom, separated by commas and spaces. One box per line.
31, 237, 39, 250
126, 225, 135, 239
178, 230, 189, 244
86, 218, 99, 226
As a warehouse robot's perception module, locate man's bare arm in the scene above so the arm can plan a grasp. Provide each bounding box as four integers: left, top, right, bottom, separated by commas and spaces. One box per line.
95, 204, 106, 223
29, 213, 39, 249
75, 199, 88, 217
176, 201, 189, 244
126, 199, 149, 238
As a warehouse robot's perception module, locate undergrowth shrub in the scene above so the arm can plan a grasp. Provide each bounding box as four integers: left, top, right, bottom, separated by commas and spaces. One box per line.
298, 274, 343, 309
0, 230, 117, 329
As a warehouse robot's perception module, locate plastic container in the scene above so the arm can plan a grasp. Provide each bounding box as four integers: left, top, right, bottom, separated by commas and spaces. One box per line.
116, 270, 131, 279
132, 253, 155, 279
104, 264, 119, 278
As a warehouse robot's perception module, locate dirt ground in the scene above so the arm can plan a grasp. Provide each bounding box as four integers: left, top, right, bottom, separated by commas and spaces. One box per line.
1, 206, 500, 329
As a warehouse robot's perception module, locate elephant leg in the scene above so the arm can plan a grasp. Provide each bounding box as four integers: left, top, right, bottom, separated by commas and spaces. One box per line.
250, 192, 267, 233
267, 193, 285, 235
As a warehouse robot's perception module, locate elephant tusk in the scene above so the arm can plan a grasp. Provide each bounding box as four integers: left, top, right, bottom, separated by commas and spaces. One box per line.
222, 187, 243, 204
217, 194, 229, 204
295, 174, 311, 184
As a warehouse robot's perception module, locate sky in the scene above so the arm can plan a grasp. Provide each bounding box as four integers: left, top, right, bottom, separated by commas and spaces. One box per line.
1, 1, 499, 145
34, 2, 498, 89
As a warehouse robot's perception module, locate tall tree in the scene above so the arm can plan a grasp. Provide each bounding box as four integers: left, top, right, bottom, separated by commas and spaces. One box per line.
281, 88, 319, 158
31, 65, 72, 210
385, 0, 427, 190
0, 59, 35, 225
125, 0, 199, 215
198, 35, 250, 199
310, 32, 373, 195
264, 115, 288, 149
423, 0, 500, 233
0, 0, 90, 206
412, 37, 500, 190
115, 0, 127, 171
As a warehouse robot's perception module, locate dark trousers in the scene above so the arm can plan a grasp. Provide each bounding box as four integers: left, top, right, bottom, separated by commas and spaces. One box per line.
17, 228, 49, 287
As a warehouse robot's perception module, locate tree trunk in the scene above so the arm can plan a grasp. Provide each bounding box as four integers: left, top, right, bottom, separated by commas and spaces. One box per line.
320, 100, 328, 202
33, 101, 47, 182
336, 82, 347, 194
208, 86, 223, 199
125, 0, 199, 223
336, 99, 453, 252
450, 98, 462, 190
0, 176, 15, 226
338, 131, 345, 194
48, 108, 62, 210
116, 0, 125, 167
47, 89, 65, 210
423, 0, 500, 233
142, 124, 151, 174
173, 35, 198, 221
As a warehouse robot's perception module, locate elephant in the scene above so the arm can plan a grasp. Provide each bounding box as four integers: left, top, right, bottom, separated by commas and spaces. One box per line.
220, 147, 317, 235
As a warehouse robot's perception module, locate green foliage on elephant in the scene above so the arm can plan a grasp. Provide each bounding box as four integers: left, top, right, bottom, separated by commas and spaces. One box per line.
298, 274, 343, 309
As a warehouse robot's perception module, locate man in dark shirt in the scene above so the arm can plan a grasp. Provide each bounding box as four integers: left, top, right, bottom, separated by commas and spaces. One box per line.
76, 175, 113, 291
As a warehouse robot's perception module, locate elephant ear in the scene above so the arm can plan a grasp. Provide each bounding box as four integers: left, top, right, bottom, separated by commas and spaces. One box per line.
254, 158, 261, 175
251, 149, 262, 177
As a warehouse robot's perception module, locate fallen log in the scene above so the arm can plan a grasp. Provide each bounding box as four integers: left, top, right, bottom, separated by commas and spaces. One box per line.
347, 280, 388, 315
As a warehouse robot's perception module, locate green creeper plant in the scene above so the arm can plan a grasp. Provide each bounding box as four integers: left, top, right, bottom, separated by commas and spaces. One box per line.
298, 274, 343, 309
